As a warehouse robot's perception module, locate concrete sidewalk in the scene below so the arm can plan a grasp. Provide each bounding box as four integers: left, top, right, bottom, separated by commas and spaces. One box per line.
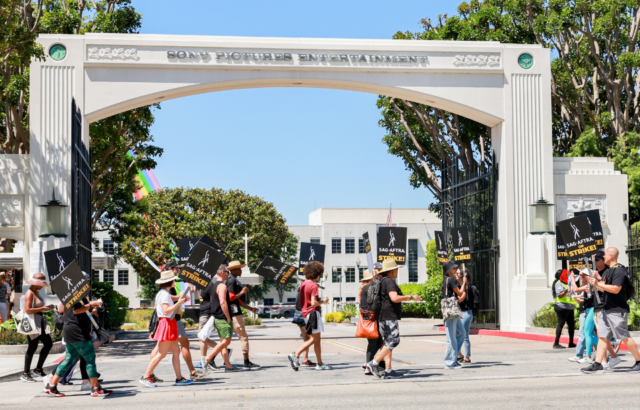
0, 352, 64, 383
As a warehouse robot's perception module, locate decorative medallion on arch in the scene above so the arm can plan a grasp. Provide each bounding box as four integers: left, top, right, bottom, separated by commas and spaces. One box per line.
0, 195, 24, 228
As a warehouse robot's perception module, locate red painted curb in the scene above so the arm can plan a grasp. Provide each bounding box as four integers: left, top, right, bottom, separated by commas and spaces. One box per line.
53, 355, 65, 364
437, 326, 630, 351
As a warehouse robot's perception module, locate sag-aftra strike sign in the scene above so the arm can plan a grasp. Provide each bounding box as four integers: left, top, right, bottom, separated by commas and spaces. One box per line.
434, 231, 449, 263
575, 210, 604, 249
50, 261, 90, 310
451, 227, 471, 262
299, 242, 326, 272
255, 257, 298, 285
557, 215, 599, 259
180, 242, 226, 290
377, 227, 407, 265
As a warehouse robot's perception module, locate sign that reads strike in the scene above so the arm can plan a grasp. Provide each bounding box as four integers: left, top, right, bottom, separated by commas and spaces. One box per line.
180, 242, 226, 290
44, 245, 75, 284
50, 261, 90, 310
255, 257, 298, 285
575, 210, 604, 248
557, 215, 598, 259
377, 227, 407, 265
556, 229, 569, 260
299, 242, 326, 272
434, 231, 449, 263
451, 227, 471, 262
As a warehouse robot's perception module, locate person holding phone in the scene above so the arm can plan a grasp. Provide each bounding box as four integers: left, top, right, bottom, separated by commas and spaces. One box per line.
21, 273, 54, 383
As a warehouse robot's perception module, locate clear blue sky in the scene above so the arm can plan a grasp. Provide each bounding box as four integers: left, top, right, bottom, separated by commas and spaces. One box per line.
135, 0, 462, 225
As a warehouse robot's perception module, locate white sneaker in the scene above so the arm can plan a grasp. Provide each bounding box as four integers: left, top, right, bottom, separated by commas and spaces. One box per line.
578, 356, 594, 364
81, 381, 92, 391
42, 373, 52, 388
568, 356, 581, 362
609, 356, 622, 368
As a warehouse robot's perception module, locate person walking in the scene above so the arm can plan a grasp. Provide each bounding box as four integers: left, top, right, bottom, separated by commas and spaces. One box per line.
457, 268, 474, 364
139, 271, 194, 388
567, 268, 598, 363
366, 259, 422, 379
442, 261, 466, 370
197, 277, 220, 371
582, 247, 640, 373
358, 269, 384, 375
43, 295, 112, 397
0, 271, 11, 324
288, 261, 332, 371
552, 269, 577, 349
291, 281, 314, 367
226, 260, 261, 370
21, 273, 54, 383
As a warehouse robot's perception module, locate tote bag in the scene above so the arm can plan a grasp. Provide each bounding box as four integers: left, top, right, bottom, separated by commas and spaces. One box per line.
355, 309, 379, 339
441, 278, 462, 321
15, 309, 39, 335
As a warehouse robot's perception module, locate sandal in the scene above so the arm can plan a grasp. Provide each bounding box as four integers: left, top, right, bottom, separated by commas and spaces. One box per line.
464, 358, 471, 363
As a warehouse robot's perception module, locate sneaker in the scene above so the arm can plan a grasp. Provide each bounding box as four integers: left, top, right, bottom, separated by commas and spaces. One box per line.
364, 369, 373, 376
42, 373, 52, 388
444, 366, 457, 370
288, 353, 300, 371
366, 361, 382, 379
243, 361, 261, 370
139, 377, 157, 388
174, 377, 194, 386
43, 384, 65, 397
201, 357, 218, 371
315, 363, 333, 370
627, 361, 640, 372
578, 356, 594, 364
20, 373, 35, 383
609, 356, 622, 368
457, 356, 464, 363
91, 385, 113, 397
568, 356, 582, 362
224, 366, 240, 373
581, 362, 605, 374
454, 363, 463, 369
603, 361, 611, 370
228, 348, 234, 361
81, 381, 92, 391
190, 370, 205, 380
300, 360, 316, 367
384, 370, 403, 379
568, 344, 577, 348
613, 341, 621, 354
553, 344, 566, 349
149, 373, 163, 383
32, 368, 47, 379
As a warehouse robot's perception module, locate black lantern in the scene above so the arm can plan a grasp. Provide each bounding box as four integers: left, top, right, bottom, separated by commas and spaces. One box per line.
529, 196, 555, 235
39, 189, 68, 237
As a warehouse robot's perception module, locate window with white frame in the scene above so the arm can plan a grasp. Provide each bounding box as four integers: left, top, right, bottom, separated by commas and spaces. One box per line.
345, 238, 355, 254
345, 267, 356, 283
331, 238, 341, 254
358, 238, 366, 254
103, 240, 115, 255
332, 267, 342, 283
118, 269, 129, 286
103, 269, 114, 285
310, 238, 321, 244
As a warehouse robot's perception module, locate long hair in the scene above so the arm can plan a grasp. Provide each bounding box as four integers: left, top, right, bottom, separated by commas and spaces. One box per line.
358, 279, 372, 301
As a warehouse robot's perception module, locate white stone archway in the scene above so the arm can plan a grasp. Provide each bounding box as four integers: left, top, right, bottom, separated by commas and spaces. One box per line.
27, 34, 555, 330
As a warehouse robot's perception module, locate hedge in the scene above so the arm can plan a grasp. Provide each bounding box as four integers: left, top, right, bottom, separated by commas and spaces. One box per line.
92, 281, 129, 330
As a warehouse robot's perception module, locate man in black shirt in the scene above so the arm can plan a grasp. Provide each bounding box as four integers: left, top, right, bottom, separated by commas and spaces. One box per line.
582, 247, 640, 374
226, 261, 260, 370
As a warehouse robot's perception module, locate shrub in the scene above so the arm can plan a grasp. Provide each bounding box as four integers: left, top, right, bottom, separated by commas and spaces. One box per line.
340, 304, 357, 319
92, 281, 129, 330
0, 329, 27, 345
341, 318, 352, 323
325, 312, 345, 323
530, 302, 581, 329
245, 317, 262, 326
399, 273, 444, 319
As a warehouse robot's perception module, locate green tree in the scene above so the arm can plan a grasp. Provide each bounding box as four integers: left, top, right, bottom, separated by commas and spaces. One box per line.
249, 231, 299, 303
118, 188, 290, 284
425, 239, 442, 279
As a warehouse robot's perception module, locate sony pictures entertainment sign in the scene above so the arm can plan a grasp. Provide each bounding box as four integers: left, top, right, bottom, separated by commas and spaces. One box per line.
50, 261, 90, 310
180, 242, 226, 290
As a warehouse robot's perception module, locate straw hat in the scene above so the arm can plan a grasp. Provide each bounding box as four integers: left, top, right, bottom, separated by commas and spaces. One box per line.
155, 270, 178, 284
360, 269, 374, 282
227, 260, 246, 271
377, 259, 405, 274
26, 272, 50, 287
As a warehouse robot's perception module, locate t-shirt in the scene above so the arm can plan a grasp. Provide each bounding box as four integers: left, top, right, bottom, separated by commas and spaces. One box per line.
604, 264, 630, 314
0, 282, 10, 303
360, 284, 372, 311
594, 268, 608, 312
443, 276, 458, 298
226, 276, 243, 317
379, 276, 403, 321
299, 280, 320, 317
63, 301, 93, 344
459, 283, 474, 311
210, 281, 231, 321
169, 287, 181, 321
156, 289, 174, 319
199, 281, 215, 316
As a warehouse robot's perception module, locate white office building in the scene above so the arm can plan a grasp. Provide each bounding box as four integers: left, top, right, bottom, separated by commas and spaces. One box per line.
261, 207, 441, 306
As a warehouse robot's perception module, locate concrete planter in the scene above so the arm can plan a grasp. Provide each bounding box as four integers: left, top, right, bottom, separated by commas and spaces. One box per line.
0, 341, 64, 355
325, 322, 356, 327
245, 325, 267, 329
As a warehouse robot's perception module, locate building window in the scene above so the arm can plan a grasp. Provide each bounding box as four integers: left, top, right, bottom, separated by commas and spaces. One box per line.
103, 240, 115, 255
333, 297, 342, 303
359, 238, 366, 254
345, 238, 355, 254
118, 269, 129, 286
286, 298, 296, 303
408, 239, 418, 283
346, 297, 356, 302
345, 267, 355, 283
331, 238, 341, 254
264, 298, 274, 306
103, 269, 114, 285
91, 269, 100, 282
332, 267, 342, 283
359, 267, 366, 281
310, 238, 321, 244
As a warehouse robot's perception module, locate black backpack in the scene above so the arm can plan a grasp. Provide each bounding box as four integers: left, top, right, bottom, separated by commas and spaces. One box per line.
618, 265, 636, 301
295, 289, 302, 312
366, 277, 386, 313
53, 310, 65, 332
472, 285, 480, 312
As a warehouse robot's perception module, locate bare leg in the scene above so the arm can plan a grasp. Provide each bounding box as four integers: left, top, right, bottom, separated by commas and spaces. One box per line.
178, 337, 195, 374
295, 334, 315, 358
622, 338, 640, 361
144, 341, 171, 378
311, 333, 322, 365
169, 341, 183, 379
205, 338, 231, 365
595, 337, 610, 363
300, 327, 310, 362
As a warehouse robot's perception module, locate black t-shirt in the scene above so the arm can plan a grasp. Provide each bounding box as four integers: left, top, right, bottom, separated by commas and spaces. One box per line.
63, 301, 93, 344
211, 281, 231, 320
360, 284, 372, 311
225, 277, 243, 317
594, 268, 608, 311
199, 281, 214, 316
459, 283, 473, 311
169, 287, 181, 321
443, 276, 458, 298
604, 264, 630, 314
379, 277, 403, 321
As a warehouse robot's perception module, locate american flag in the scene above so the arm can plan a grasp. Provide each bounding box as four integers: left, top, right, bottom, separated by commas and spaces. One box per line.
387, 204, 392, 226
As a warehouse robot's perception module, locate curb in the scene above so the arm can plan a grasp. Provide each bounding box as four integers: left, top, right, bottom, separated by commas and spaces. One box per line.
0, 356, 63, 384
245, 325, 267, 329
0, 341, 64, 356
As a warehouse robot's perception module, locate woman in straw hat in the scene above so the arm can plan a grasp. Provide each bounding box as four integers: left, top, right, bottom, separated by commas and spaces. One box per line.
139, 271, 193, 388
366, 259, 422, 379
358, 269, 384, 375
20, 273, 55, 383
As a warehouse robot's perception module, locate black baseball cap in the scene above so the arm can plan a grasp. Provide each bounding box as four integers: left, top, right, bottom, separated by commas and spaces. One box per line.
594, 251, 605, 260
164, 259, 183, 270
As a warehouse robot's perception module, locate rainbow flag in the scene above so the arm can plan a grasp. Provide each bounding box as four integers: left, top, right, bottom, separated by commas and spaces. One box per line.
127, 151, 161, 200
174, 281, 191, 306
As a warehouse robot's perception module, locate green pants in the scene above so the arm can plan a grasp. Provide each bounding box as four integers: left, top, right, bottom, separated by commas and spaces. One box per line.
55, 340, 98, 379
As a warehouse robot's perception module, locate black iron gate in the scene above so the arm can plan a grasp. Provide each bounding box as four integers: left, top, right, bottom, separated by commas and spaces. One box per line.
441, 154, 499, 328
627, 225, 640, 304
71, 99, 92, 283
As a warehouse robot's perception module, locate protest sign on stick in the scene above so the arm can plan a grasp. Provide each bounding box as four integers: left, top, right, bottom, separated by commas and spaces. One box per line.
44, 246, 75, 285
50, 261, 90, 310
362, 232, 374, 272
255, 257, 298, 285
377, 227, 407, 265
299, 242, 326, 273
434, 231, 449, 263
180, 242, 226, 290
451, 227, 471, 266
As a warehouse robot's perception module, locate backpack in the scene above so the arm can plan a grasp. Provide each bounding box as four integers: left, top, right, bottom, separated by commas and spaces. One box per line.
472, 285, 480, 312
53, 310, 65, 332
618, 264, 636, 301
295, 288, 302, 312
366, 277, 387, 313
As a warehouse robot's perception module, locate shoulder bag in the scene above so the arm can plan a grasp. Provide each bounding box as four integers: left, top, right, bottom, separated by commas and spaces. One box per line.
16, 292, 39, 335
440, 278, 463, 321
355, 309, 379, 339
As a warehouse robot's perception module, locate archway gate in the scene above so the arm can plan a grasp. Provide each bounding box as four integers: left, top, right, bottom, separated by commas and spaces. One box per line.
25, 34, 554, 330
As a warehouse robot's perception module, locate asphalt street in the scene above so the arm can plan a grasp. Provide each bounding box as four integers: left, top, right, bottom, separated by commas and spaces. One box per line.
2, 319, 640, 409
